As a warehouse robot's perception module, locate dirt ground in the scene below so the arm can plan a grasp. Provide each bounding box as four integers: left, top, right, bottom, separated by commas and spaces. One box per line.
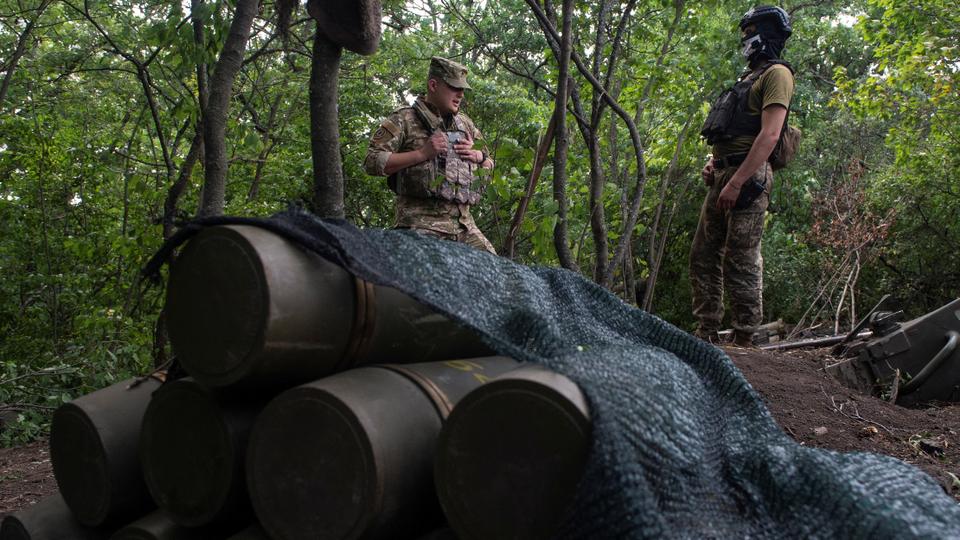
0, 439, 55, 518
727, 346, 960, 501
1, 346, 958, 520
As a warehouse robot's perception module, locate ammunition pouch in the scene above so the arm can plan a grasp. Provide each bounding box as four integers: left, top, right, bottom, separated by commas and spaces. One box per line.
390, 124, 482, 206
391, 158, 438, 200
700, 82, 755, 146
390, 153, 481, 205
437, 130, 481, 205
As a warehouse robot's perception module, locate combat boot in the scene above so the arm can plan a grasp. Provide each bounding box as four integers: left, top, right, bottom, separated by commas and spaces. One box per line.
694, 329, 722, 345
732, 331, 757, 349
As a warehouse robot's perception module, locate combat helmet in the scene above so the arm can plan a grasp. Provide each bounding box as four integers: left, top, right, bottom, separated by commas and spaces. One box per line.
739, 5, 792, 62
739, 5, 792, 36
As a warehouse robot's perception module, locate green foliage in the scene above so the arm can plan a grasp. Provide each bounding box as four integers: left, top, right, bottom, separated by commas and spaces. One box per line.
0, 0, 957, 444
832, 0, 960, 314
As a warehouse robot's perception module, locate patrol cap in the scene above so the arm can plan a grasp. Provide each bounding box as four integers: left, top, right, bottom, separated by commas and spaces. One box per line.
429, 56, 471, 90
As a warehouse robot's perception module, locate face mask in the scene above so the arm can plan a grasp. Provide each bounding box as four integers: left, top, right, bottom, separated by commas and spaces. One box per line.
741, 34, 762, 60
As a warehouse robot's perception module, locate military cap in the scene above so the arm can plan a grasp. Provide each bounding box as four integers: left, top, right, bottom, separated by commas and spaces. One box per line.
429, 56, 472, 90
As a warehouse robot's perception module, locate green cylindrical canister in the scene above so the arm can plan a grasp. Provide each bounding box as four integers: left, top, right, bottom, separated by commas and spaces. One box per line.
139, 378, 266, 527
225, 524, 269, 540
0, 493, 110, 540
434, 365, 592, 540
165, 225, 492, 389
247, 356, 520, 540
109, 510, 240, 540
49, 376, 162, 526
416, 527, 458, 540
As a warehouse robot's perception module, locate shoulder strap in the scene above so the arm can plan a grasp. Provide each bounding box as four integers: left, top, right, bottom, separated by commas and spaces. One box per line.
742, 59, 794, 84
411, 107, 435, 133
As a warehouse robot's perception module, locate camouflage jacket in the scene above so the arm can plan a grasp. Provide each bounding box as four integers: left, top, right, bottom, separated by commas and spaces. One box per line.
363, 97, 489, 206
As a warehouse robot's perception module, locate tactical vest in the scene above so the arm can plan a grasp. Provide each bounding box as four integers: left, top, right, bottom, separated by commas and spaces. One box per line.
390, 103, 481, 206
700, 60, 793, 146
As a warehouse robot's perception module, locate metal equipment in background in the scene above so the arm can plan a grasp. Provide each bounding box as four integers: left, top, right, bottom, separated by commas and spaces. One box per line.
824, 298, 960, 406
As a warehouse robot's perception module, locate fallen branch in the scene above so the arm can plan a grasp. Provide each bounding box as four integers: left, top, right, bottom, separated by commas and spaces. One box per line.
888, 369, 900, 405
0, 368, 79, 387
0, 402, 59, 413
820, 384, 894, 435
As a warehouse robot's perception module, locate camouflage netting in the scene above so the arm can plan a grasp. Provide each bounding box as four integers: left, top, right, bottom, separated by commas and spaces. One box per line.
150, 209, 960, 539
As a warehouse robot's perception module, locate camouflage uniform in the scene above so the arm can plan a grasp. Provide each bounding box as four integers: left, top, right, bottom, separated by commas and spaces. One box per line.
690, 62, 793, 341
689, 163, 771, 337
363, 57, 496, 254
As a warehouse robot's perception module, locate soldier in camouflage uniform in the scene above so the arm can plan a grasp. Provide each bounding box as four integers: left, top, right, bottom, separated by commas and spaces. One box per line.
364, 57, 496, 254
690, 6, 795, 347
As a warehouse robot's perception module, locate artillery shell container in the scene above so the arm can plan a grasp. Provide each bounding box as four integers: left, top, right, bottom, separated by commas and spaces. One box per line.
434, 365, 592, 540
165, 225, 492, 389
109, 510, 240, 540
416, 527, 458, 540
225, 525, 269, 540
139, 378, 267, 527
49, 376, 162, 526
0, 493, 110, 540
247, 356, 520, 540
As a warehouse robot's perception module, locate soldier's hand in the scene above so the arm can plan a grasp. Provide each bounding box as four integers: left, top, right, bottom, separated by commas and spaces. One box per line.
421, 131, 447, 160
454, 135, 481, 163
716, 181, 740, 210
701, 158, 715, 186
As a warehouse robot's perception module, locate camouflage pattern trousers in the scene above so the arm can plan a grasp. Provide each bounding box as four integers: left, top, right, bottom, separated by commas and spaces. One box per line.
395, 195, 497, 255
689, 163, 771, 336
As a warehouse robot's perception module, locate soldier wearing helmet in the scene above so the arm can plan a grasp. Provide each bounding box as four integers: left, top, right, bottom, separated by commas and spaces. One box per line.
690, 6, 796, 347
364, 57, 496, 254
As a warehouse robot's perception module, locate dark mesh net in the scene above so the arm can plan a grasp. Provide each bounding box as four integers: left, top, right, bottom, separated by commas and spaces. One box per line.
147, 209, 960, 538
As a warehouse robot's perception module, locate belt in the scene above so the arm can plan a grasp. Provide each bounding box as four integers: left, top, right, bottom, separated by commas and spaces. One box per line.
713, 153, 748, 169
396, 195, 468, 216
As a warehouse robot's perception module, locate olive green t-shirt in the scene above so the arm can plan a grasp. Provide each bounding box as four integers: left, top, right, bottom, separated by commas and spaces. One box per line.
713, 63, 794, 157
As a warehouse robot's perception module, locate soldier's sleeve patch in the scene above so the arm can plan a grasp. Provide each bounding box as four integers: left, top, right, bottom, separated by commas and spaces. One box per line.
372, 119, 401, 146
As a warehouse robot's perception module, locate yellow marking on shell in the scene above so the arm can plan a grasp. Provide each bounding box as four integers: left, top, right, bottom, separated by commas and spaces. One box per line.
445, 359, 484, 371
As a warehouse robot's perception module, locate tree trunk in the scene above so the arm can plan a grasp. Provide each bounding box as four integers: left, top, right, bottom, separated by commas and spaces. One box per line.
642, 116, 692, 311
502, 111, 557, 258
192, 0, 210, 113
198, 0, 258, 217
552, 0, 576, 270
248, 95, 283, 201
587, 0, 612, 284
610, 102, 636, 304
587, 136, 608, 283
310, 28, 345, 219
164, 130, 204, 239
0, 0, 52, 107
526, 0, 652, 285
599, 0, 684, 285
